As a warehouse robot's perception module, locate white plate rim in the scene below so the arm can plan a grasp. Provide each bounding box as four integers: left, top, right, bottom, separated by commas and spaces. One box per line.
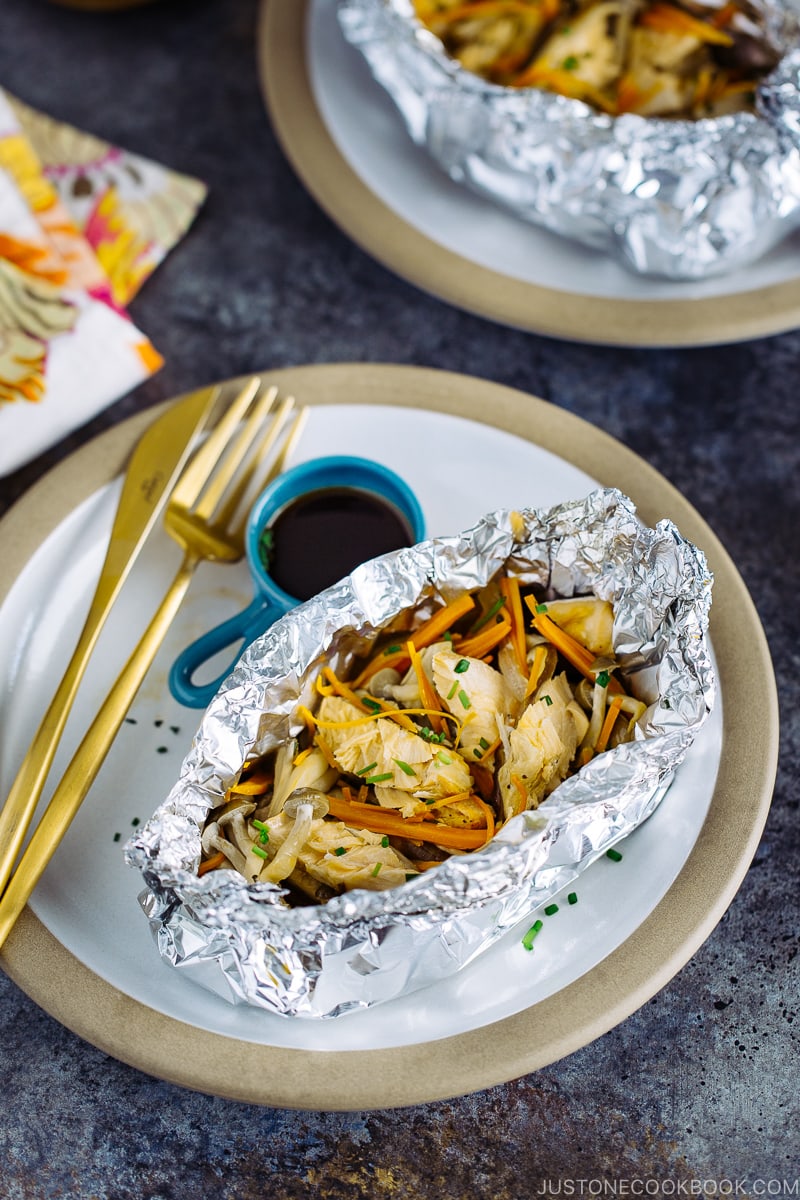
258, 0, 800, 348
0, 363, 778, 1108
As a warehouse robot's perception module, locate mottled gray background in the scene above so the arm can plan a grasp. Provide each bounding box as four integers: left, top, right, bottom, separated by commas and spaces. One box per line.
0, 0, 798, 1196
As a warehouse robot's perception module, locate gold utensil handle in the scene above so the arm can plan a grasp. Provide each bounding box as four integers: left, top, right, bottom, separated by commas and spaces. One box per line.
0, 575, 128, 897
0, 384, 217, 899
0, 552, 198, 951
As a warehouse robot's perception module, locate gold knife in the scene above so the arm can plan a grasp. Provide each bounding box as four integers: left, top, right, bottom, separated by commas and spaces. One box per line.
0, 384, 218, 897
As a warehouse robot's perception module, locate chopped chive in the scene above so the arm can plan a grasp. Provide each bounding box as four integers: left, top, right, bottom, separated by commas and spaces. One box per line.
405, 872, 419, 880
443, 631, 454, 644
562, 54, 579, 69
535, 602, 548, 613
372, 862, 382, 877
252, 819, 269, 831
113, 832, 121, 843
470, 597, 507, 632
596, 670, 610, 688
522, 919, 544, 951
458, 689, 471, 710
479, 737, 490, 750
567, 892, 578, 905
473, 748, 482, 758
365, 772, 394, 784
252, 845, 268, 860
131, 817, 140, 827
334, 846, 347, 856
385, 644, 402, 655
393, 758, 416, 777
362, 697, 381, 713
381, 836, 389, 848
436, 752, 452, 765
541, 694, 553, 707
454, 658, 470, 674
606, 847, 623, 862
356, 761, 378, 776
447, 680, 459, 700
544, 903, 559, 916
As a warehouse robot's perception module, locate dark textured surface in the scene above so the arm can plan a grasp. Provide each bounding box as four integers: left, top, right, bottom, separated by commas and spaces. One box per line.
0, 0, 798, 1195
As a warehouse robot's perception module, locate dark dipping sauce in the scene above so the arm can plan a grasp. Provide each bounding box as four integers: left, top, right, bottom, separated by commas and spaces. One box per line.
258, 486, 415, 601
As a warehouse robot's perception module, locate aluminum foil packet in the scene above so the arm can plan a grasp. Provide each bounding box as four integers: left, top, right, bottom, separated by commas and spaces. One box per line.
125, 489, 714, 1019
337, 0, 800, 279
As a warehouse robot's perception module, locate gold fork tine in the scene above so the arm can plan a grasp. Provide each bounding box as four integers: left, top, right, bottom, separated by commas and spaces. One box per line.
193, 385, 284, 522
0, 378, 305, 949
170, 376, 260, 511
216, 399, 307, 534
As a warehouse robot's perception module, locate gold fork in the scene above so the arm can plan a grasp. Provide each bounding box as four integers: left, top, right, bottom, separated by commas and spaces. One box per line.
0, 378, 307, 949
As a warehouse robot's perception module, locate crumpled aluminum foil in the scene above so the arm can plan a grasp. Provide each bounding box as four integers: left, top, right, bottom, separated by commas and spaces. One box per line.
337, 0, 800, 279
125, 489, 714, 1018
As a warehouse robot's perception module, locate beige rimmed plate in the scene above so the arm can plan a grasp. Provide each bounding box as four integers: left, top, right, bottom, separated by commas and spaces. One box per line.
0, 364, 777, 1109
258, 0, 800, 348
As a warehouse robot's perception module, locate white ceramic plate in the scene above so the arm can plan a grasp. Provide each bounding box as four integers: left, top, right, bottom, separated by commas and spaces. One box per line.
259, 0, 800, 345
0, 401, 722, 1051
0, 365, 776, 1108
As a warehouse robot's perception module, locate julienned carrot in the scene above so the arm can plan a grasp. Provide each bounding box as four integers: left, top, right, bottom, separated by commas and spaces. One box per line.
409, 592, 476, 648
351, 594, 475, 687
327, 793, 490, 849
526, 603, 624, 694
457, 615, 512, 660
314, 732, 339, 770
321, 666, 417, 731
471, 794, 496, 840
198, 851, 227, 876
639, 2, 734, 44
500, 576, 527, 676
594, 695, 624, 754
524, 644, 548, 699
406, 640, 444, 734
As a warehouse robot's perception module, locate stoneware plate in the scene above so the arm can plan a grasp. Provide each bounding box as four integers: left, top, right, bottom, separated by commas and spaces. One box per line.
0, 364, 778, 1109
258, 0, 800, 348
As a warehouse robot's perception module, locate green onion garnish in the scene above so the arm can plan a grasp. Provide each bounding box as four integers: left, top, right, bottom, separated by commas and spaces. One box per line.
365, 772, 394, 785
447, 680, 459, 700
567, 892, 578, 905
113, 833, 121, 843
473, 748, 482, 758
393, 758, 416, 777
479, 737, 490, 750
521, 919, 544, 951
372, 863, 382, 877
458, 689, 471, 710
562, 54, 579, 69
356, 761, 378, 776
454, 658, 470, 674
544, 903, 559, 916
436, 752, 452, 765
470, 597, 506, 632
334, 847, 346, 856
596, 670, 610, 688
541, 694, 553, 707
252, 845, 268, 860
405, 872, 419, 881
606, 847, 623, 862
535, 602, 548, 614
385, 644, 402, 655
381, 836, 389, 848
362, 697, 381, 713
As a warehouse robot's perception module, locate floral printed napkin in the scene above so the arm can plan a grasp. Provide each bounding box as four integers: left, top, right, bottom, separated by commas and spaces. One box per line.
0, 89, 206, 476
